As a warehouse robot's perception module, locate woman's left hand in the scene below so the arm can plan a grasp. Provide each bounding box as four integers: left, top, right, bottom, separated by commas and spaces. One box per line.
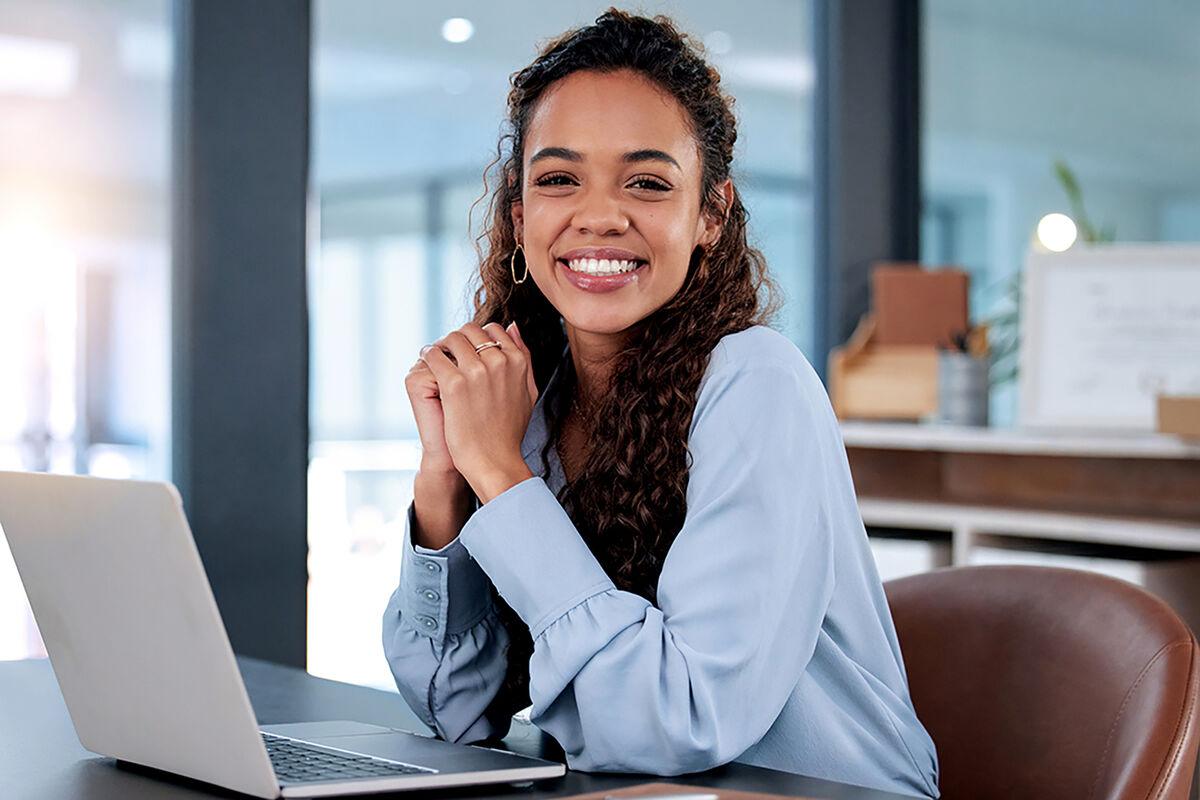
420, 321, 537, 503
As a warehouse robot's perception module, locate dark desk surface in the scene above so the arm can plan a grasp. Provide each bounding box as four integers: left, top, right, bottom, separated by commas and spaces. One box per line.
0, 657, 917, 800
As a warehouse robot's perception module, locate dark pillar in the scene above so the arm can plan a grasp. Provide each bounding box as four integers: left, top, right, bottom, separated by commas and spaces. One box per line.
172, 0, 311, 666
813, 0, 921, 374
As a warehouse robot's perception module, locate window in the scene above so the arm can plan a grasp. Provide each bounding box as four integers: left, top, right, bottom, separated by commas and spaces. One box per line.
0, 0, 173, 660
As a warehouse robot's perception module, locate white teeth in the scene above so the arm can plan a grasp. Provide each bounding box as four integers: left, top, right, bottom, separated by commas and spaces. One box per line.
566, 258, 640, 276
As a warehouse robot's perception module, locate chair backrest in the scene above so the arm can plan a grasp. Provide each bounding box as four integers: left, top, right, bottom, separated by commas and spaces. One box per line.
886, 565, 1200, 800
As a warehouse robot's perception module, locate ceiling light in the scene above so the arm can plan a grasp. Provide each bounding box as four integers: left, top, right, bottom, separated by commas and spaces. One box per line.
1036, 213, 1078, 252
441, 18, 474, 44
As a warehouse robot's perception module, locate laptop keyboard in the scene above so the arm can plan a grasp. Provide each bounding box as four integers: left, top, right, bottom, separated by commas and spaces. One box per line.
262, 732, 436, 785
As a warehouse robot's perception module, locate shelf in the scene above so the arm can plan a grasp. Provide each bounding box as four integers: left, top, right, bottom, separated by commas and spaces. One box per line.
859, 497, 1200, 553
839, 420, 1200, 460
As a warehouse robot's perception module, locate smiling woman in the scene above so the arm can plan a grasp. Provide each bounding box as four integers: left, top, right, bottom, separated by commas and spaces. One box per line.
516, 69, 723, 335
381, 10, 939, 798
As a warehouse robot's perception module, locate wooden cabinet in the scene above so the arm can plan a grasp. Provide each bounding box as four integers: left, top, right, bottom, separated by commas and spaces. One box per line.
843, 421, 1200, 635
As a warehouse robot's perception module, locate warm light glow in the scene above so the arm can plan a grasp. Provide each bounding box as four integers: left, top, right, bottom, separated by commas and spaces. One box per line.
441, 18, 474, 44
1036, 212, 1078, 252
0, 218, 73, 302
89, 449, 133, 480
0, 34, 78, 96
0, 216, 77, 441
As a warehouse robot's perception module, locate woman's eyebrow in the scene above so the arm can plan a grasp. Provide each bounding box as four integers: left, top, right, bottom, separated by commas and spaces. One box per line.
622, 149, 680, 168
529, 146, 582, 164
528, 146, 681, 169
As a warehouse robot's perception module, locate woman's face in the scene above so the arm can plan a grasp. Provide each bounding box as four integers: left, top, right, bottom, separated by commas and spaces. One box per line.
512, 69, 724, 341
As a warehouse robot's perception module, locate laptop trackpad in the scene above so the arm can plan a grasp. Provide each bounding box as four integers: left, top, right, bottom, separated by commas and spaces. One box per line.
261, 721, 545, 774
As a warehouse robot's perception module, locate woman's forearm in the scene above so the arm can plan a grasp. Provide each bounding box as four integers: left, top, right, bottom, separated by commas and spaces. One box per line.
412, 463, 474, 549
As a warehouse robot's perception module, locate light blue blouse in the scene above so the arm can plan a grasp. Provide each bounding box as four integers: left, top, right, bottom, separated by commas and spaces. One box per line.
383, 326, 939, 799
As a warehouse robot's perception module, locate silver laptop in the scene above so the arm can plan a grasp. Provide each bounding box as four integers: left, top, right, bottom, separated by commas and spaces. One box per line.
0, 470, 564, 798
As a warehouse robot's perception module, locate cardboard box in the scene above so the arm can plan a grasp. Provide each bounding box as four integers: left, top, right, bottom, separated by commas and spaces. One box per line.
872, 263, 970, 347
829, 315, 938, 420
1157, 396, 1200, 438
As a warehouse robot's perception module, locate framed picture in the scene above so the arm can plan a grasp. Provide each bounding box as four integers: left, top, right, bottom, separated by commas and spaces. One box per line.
1019, 244, 1200, 430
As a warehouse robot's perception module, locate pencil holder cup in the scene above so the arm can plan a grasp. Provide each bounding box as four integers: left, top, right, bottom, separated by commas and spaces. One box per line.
937, 352, 990, 426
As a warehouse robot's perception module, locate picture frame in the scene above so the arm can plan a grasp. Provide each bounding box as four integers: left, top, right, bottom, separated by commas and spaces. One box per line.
1018, 244, 1200, 430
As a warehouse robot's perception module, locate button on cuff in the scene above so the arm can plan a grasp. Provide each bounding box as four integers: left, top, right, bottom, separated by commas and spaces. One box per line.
399, 504, 494, 637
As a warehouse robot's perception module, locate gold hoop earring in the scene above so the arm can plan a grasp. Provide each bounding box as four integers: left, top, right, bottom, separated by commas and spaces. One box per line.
510, 244, 528, 284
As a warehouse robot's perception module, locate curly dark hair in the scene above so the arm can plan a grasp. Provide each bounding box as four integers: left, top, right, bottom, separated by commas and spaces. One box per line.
471, 9, 778, 717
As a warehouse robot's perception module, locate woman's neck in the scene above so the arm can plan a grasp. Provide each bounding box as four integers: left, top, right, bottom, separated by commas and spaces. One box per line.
563, 325, 628, 408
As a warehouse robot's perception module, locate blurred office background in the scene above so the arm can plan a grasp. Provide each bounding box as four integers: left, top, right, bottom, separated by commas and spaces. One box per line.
1, 0, 1198, 693
0, 0, 172, 659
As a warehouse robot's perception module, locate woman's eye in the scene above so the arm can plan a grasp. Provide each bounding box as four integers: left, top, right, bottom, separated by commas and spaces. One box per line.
534, 173, 577, 187
628, 176, 672, 192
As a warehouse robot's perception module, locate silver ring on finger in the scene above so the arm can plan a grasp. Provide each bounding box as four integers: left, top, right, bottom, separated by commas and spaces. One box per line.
474, 340, 502, 355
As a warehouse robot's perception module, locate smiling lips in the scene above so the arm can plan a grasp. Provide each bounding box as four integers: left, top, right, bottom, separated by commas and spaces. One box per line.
557, 248, 647, 292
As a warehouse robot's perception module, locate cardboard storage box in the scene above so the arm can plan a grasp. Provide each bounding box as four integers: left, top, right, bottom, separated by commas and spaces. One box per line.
871, 264, 970, 347
1157, 396, 1200, 438
828, 315, 938, 420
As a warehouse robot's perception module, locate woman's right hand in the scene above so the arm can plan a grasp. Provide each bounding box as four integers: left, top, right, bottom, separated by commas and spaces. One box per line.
406, 357, 473, 549
405, 357, 455, 474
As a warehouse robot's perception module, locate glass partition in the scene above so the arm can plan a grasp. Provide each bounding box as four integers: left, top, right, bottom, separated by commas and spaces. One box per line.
921, 0, 1200, 423
0, 0, 173, 661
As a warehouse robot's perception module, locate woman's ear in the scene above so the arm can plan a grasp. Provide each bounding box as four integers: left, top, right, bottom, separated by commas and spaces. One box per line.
511, 201, 525, 244
698, 179, 733, 247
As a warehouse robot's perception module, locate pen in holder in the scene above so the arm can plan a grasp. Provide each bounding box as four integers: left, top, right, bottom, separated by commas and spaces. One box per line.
937, 327, 990, 427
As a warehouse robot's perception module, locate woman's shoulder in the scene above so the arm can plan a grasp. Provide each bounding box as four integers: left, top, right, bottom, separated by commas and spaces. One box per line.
692, 325, 840, 443
705, 325, 821, 389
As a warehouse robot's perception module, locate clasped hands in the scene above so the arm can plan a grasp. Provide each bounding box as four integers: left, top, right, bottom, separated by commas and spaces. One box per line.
405, 321, 538, 504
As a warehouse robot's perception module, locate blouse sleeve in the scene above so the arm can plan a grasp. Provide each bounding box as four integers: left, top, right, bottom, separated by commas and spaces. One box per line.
458, 352, 840, 775
381, 509, 516, 744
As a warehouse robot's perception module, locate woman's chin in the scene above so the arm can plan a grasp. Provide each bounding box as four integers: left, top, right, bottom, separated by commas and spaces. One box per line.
561, 311, 647, 341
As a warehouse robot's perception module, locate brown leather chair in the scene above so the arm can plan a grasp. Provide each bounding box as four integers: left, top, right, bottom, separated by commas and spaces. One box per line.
886, 565, 1200, 800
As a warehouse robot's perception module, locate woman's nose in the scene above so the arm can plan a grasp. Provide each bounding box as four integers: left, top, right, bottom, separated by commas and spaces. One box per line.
572, 187, 629, 236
